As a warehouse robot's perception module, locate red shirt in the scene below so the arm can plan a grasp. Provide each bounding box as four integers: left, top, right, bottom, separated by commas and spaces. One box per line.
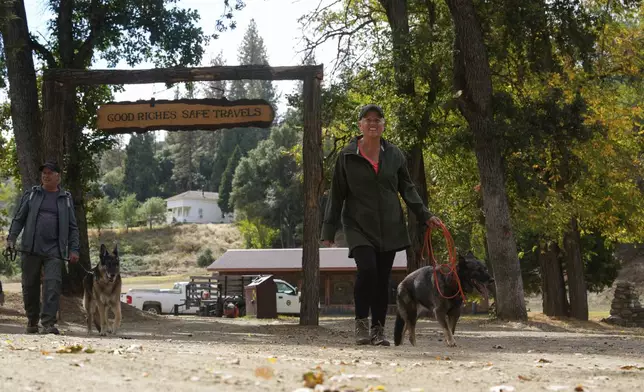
358, 147, 379, 174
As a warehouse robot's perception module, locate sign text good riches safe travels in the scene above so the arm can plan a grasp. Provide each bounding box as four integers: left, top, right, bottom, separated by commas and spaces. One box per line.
97, 99, 275, 132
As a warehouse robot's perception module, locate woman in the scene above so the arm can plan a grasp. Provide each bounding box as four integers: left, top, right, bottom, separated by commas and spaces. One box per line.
321, 104, 442, 346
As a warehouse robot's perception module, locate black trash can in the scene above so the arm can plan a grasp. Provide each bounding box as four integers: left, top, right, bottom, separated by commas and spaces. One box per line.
244, 275, 277, 319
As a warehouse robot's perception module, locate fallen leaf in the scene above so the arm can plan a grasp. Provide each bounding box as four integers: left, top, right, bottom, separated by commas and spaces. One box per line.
537, 358, 553, 363
56, 345, 84, 354
620, 365, 644, 370
83, 348, 95, 354
302, 371, 324, 388
40, 350, 50, 356
574, 385, 586, 391
518, 375, 532, 381
493, 345, 504, 349
267, 357, 277, 364
254, 366, 274, 380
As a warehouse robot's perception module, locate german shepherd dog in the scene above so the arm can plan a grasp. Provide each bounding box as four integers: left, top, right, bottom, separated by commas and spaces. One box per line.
83, 244, 122, 336
393, 251, 494, 347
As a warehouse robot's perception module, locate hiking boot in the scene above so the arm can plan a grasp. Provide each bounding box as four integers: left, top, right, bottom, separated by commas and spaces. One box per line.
371, 324, 390, 346
41, 325, 60, 335
25, 319, 39, 334
355, 318, 371, 345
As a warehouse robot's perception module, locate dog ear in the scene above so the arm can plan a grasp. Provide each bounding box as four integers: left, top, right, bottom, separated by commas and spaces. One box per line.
458, 253, 467, 268
112, 244, 119, 258
100, 244, 108, 257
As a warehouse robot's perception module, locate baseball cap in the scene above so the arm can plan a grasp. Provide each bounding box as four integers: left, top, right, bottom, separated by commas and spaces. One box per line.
39, 161, 61, 173
358, 104, 385, 120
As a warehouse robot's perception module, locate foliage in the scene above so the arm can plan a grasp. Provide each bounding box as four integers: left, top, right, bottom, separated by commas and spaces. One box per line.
218, 145, 241, 215
231, 121, 304, 247
138, 197, 167, 230
236, 218, 279, 249
115, 194, 139, 232
124, 133, 159, 201
86, 196, 113, 236
197, 247, 214, 268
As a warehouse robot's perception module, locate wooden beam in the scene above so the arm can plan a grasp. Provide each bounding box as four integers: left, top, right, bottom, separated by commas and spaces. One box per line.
300, 70, 323, 326
43, 65, 324, 85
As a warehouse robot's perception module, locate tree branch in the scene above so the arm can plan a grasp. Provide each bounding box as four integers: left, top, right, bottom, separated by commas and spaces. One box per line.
29, 37, 57, 68
74, 0, 107, 68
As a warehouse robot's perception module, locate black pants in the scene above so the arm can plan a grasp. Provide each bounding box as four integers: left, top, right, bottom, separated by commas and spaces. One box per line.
22, 255, 63, 326
353, 246, 396, 328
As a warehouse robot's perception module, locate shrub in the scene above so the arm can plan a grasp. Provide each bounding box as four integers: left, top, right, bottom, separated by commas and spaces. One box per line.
197, 248, 214, 268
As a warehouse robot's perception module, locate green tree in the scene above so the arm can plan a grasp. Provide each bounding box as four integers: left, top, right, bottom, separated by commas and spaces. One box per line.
0, 0, 231, 295
87, 196, 113, 236
218, 145, 242, 215
231, 121, 304, 248
138, 197, 167, 230
116, 194, 139, 233
124, 133, 159, 201
210, 19, 274, 189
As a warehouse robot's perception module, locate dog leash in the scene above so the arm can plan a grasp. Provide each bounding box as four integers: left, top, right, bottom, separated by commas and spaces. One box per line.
422, 221, 467, 302
3, 247, 94, 275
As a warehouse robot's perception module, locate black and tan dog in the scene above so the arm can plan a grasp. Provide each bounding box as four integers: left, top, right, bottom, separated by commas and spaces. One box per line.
83, 244, 122, 336
393, 251, 494, 347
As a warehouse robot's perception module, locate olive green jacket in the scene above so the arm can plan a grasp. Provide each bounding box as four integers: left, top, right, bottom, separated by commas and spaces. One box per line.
321, 136, 433, 256
7, 185, 80, 259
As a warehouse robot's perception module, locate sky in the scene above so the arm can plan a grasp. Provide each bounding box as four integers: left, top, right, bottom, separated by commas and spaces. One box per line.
18, 0, 340, 142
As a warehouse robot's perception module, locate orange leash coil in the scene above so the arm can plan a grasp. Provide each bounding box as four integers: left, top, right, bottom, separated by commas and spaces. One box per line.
422, 221, 467, 302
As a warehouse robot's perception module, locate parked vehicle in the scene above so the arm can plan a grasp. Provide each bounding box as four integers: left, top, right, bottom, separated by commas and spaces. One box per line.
122, 275, 303, 316
123, 281, 214, 315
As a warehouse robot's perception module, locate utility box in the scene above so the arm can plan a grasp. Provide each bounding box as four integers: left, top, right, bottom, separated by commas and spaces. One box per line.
244, 275, 277, 319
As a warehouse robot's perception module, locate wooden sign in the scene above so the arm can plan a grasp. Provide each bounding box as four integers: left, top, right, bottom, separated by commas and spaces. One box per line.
97, 98, 275, 133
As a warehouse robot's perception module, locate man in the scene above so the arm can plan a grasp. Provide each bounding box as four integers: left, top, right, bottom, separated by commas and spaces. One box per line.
321, 104, 442, 346
5, 161, 79, 334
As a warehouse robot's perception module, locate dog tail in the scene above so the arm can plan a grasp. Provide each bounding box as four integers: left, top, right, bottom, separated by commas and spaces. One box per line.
393, 311, 405, 346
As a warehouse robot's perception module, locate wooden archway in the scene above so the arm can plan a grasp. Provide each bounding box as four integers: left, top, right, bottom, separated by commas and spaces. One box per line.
42, 65, 324, 326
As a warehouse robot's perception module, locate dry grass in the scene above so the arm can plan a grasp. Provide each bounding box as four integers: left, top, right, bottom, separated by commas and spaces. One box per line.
88, 223, 243, 276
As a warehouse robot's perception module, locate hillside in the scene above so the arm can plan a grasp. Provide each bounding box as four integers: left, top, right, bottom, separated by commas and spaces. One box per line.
88, 223, 243, 276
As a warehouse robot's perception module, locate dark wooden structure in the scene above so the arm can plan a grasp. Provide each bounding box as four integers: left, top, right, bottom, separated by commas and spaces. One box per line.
41, 65, 324, 326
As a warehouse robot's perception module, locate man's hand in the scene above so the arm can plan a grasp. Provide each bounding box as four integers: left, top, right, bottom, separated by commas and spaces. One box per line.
69, 252, 79, 264
5, 239, 15, 251
321, 240, 335, 248
426, 216, 443, 229
0, 291, 5, 307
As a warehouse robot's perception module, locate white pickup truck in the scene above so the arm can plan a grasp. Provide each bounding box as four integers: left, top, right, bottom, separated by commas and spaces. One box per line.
122, 282, 197, 315
123, 278, 302, 315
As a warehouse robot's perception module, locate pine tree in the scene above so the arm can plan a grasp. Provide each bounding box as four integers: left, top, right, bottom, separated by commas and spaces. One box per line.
123, 133, 159, 201
211, 19, 275, 188
218, 145, 242, 215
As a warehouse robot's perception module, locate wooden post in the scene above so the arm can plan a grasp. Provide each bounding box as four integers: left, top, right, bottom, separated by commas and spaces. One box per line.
40, 80, 66, 165
300, 69, 323, 326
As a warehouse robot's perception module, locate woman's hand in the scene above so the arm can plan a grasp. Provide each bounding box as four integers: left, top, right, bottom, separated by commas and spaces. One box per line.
426, 216, 443, 228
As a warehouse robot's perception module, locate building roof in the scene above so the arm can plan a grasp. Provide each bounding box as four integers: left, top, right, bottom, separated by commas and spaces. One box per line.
206, 248, 408, 273
165, 190, 219, 202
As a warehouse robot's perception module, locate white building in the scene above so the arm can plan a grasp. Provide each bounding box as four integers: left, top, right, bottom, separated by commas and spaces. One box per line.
165, 191, 231, 224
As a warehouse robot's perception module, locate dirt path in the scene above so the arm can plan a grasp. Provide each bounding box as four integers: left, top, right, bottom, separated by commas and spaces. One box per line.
1, 292, 643, 392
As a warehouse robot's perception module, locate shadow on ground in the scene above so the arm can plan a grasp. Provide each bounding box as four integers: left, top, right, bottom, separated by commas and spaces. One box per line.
2, 291, 643, 361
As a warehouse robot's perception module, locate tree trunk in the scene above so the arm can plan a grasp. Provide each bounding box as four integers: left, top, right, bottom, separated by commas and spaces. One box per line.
564, 217, 588, 320
379, 0, 429, 273
539, 241, 569, 317
300, 72, 323, 326
445, 0, 527, 321
0, 0, 43, 190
